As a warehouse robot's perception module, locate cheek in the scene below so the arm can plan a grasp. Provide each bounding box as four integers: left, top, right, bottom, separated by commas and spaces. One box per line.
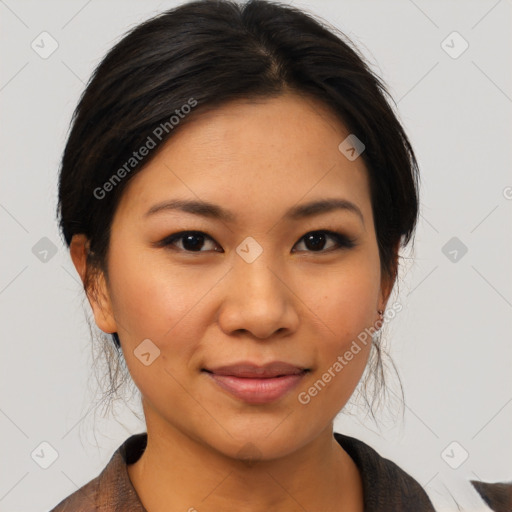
297, 270, 377, 415
305, 260, 381, 346
318, 278, 375, 377
106, 247, 224, 378
297, 255, 380, 407
107, 246, 206, 339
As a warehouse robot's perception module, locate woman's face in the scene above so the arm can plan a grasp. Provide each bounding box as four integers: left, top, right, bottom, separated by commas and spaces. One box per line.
84, 92, 393, 460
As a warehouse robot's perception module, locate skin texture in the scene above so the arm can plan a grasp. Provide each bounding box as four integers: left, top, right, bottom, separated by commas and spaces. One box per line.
71, 92, 397, 512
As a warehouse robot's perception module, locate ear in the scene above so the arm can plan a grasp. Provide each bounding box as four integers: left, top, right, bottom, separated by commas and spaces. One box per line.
70, 234, 117, 334
378, 240, 400, 313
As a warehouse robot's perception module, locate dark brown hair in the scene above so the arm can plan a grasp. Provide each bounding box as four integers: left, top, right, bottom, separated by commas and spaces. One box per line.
57, 0, 418, 418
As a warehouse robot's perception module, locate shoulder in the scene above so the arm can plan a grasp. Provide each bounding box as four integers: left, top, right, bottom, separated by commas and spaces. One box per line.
49, 476, 100, 512
49, 433, 147, 512
471, 480, 512, 512
334, 432, 436, 512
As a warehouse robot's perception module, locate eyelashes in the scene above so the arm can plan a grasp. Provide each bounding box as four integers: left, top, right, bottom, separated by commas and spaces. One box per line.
157, 231, 222, 253
294, 231, 357, 252
155, 230, 357, 254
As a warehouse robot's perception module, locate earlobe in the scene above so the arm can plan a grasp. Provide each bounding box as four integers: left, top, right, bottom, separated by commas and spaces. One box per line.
375, 289, 390, 328
89, 272, 118, 334
69, 234, 118, 334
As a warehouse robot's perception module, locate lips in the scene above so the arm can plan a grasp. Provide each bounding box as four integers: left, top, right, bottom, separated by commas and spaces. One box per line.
202, 361, 310, 404
203, 361, 308, 378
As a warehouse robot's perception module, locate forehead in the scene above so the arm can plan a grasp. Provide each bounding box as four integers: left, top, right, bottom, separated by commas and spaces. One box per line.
113, 92, 372, 226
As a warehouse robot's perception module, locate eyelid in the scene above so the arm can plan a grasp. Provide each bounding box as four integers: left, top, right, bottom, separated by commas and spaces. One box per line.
292, 230, 357, 252
153, 230, 222, 251
154, 229, 357, 253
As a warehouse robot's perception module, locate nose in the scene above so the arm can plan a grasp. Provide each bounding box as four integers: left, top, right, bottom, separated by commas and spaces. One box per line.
216, 253, 300, 340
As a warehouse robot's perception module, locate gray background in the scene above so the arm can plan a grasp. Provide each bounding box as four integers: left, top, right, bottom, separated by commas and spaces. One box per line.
1, 1, 511, 511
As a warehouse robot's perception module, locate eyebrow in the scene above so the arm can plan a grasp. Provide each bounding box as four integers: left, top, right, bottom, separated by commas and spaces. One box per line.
144, 198, 364, 225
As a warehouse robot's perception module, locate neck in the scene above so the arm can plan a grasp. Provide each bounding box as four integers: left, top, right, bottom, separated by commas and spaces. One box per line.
127, 406, 363, 512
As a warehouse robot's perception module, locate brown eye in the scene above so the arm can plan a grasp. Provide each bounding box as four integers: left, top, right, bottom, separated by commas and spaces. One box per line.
157, 231, 223, 252
293, 231, 356, 253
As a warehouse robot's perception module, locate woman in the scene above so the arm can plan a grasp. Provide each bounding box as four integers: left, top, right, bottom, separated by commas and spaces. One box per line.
50, 0, 436, 510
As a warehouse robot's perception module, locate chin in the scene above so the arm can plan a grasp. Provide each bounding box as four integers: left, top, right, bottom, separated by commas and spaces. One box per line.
199, 419, 318, 464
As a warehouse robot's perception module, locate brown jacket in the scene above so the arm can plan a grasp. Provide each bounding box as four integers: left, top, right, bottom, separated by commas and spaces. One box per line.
49, 431, 437, 511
